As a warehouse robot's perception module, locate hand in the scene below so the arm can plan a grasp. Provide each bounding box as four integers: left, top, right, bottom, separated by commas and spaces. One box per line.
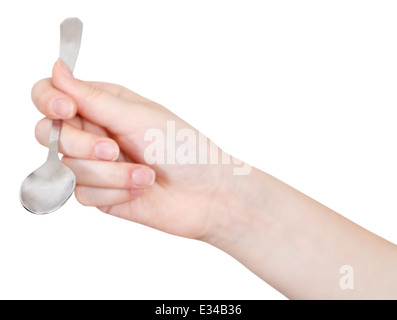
32, 59, 239, 240
32, 60, 397, 299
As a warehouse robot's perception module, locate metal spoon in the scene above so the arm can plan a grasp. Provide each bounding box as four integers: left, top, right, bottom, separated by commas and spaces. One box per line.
20, 18, 83, 214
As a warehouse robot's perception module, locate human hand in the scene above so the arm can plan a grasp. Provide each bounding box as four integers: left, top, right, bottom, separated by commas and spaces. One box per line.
32, 60, 397, 300
32, 59, 242, 241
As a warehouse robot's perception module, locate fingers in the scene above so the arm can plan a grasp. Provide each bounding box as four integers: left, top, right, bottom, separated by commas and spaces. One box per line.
62, 157, 156, 189
35, 118, 119, 161
84, 81, 148, 103
33, 60, 167, 138
32, 78, 77, 119
51, 59, 147, 134
64, 157, 156, 207
31, 60, 159, 210
31, 74, 147, 121
32, 62, 149, 132
74, 186, 142, 207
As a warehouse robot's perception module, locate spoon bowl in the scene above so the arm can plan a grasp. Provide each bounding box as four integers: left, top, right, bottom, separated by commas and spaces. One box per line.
20, 119, 76, 214
20, 159, 76, 214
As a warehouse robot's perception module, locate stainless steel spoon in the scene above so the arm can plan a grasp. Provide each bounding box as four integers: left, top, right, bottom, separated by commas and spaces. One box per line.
20, 18, 83, 214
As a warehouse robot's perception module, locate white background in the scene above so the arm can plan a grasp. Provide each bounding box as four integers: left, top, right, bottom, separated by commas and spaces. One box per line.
0, 0, 396, 299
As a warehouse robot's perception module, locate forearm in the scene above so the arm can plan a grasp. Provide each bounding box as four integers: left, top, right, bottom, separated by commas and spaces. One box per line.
208, 167, 397, 299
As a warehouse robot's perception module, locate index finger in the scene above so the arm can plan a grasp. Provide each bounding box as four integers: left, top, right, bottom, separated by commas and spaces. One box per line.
31, 78, 77, 119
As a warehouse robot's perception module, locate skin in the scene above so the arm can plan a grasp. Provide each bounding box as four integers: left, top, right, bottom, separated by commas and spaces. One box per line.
32, 59, 397, 299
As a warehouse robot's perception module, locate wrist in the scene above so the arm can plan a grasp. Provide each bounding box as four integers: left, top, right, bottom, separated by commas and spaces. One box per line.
203, 163, 269, 250
202, 163, 286, 290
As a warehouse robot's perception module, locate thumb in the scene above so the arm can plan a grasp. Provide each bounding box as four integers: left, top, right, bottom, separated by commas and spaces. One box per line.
52, 59, 138, 134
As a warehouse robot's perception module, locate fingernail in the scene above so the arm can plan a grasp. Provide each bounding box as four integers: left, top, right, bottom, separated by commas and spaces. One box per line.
52, 99, 74, 118
58, 58, 74, 79
132, 168, 156, 187
94, 141, 119, 160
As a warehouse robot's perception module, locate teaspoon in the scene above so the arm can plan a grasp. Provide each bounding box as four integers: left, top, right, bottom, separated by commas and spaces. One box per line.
20, 18, 83, 214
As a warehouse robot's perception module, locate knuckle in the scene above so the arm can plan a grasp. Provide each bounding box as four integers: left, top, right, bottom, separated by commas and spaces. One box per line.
84, 84, 104, 102
113, 84, 128, 99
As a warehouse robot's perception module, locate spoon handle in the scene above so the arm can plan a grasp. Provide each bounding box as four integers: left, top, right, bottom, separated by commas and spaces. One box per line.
47, 119, 62, 161
60, 18, 83, 72
47, 18, 83, 161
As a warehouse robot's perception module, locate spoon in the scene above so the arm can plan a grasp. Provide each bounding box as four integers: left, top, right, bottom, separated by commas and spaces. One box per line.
20, 18, 83, 214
